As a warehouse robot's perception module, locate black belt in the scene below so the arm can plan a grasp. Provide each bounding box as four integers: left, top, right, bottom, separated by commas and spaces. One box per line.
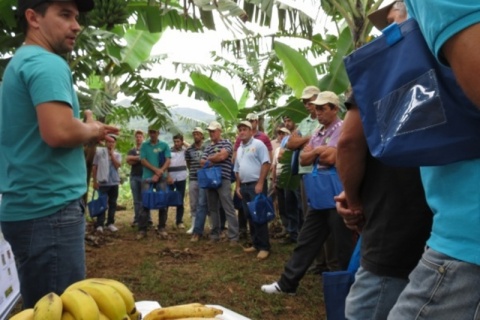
169, 166, 187, 172
241, 181, 257, 186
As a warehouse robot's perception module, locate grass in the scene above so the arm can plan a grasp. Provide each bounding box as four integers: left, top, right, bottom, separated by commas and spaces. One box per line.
85, 209, 327, 320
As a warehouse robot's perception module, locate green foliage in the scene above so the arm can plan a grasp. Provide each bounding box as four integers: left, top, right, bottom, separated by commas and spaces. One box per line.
273, 41, 318, 98
190, 72, 239, 121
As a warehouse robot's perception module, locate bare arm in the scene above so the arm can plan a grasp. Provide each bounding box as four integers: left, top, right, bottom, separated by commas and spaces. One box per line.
443, 23, 480, 108
286, 132, 310, 150
207, 148, 229, 163
37, 105, 118, 148
110, 151, 121, 170
126, 154, 140, 165
336, 106, 368, 213
255, 162, 271, 194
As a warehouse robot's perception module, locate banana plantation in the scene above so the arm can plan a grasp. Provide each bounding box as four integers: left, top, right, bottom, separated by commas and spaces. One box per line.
1, 0, 386, 135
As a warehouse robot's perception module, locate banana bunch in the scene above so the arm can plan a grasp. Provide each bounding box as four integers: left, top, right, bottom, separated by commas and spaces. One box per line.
10, 278, 140, 320
143, 303, 223, 320
87, 0, 130, 29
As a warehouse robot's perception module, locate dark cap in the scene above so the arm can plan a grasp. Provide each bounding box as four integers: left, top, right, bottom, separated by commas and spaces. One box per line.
18, 0, 94, 14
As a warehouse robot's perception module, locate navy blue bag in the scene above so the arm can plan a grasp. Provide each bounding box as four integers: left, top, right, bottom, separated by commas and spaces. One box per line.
197, 160, 222, 189
303, 161, 343, 210
247, 193, 275, 224
142, 184, 168, 209
322, 237, 361, 320
87, 190, 107, 218
344, 19, 480, 167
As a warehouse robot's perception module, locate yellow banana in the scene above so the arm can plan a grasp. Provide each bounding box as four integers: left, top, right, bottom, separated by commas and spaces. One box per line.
60, 288, 100, 320
143, 304, 223, 320
9, 308, 34, 320
89, 278, 137, 316
69, 282, 128, 320
60, 311, 75, 320
33, 292, 62, 320
99, 312, 110, 320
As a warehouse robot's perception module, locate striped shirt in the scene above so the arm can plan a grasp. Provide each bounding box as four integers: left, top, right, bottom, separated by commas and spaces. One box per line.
185, 144, 205, 181
201, 139, 233, 180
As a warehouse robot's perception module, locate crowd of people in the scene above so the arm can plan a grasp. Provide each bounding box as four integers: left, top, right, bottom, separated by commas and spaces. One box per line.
2, 0, 480, 318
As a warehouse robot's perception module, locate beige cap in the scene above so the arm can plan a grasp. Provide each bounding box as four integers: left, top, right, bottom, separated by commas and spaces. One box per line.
192, 127, 203, 134
237, 120, 252, 129
368, 1, 403, 30
301, 86, 321, 99
207, 121, 222, 131
313, 91, 340, 106
278, 127, 291, 135
246, 113, 258, 121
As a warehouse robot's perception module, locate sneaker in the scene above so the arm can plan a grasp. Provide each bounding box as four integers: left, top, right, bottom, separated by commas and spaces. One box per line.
243, 246, 256, 253
96, 226, 103, 233
177, 223, 185, 229
261, 282, 296, 295
191, 234, 200, 242
107, 224, 118, 232
257, 250, 270, 260
136, 231, 147, 240
186, 226, 194, 235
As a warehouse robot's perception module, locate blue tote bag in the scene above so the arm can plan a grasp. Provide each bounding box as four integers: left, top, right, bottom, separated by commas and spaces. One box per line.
247, 193, 275, 224
344, 19, 480, 167
197, 161, 222, 189
322, 237, 361, 320
87, 190, 107, 218
142, 184, 168, 209
303, 161, 343, 210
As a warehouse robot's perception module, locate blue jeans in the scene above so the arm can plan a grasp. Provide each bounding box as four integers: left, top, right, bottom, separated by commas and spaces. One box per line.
96, 185, 118, 227
139, 180, 167, 232
130, 175, 143, 223
388, 248, 480, 320
346, 266, 408, 320
192, 184, 208, 235
0, 199, 86, 308
240, 183, 271, 251
168, 179, 186, 225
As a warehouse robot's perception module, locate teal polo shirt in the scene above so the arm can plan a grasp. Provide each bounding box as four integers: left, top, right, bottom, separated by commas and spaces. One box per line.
140, 139, 171, 180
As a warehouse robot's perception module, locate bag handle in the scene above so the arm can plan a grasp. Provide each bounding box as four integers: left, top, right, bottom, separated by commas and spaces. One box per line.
203, 160, 211, 168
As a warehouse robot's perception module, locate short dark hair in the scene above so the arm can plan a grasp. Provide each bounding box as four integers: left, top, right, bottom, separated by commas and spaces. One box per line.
173, 134, 183, 141
18, 2, 49, 33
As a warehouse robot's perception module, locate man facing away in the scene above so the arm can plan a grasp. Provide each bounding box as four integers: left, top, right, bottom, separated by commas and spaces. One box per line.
0, 0, 118, 308
167, 134, 188, 229
126, 130, 145, 227
234, 121, 271, 260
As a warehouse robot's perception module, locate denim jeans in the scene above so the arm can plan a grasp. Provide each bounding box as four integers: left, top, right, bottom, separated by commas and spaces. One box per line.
96, 184, 119, 227
139, 180, 167, 232
388, 248, 480, 320
206, 179, 239, 241
192, 185, 208, 235
346, 266, 408, 320
240, 183, 271, 251
168, 179, 186, 225
130, 175, 143, 223
0, 199, 86, 308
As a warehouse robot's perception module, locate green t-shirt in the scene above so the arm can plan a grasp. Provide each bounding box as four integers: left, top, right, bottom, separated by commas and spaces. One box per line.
140, 139, 171, 179
0, 45, 86, 221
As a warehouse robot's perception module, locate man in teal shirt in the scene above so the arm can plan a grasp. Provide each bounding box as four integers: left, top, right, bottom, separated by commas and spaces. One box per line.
0, 0, 118, 308
137, 126, 171, 240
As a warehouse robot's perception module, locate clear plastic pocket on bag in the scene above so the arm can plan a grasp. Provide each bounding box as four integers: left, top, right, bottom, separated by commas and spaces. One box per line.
374, 69, 447, 144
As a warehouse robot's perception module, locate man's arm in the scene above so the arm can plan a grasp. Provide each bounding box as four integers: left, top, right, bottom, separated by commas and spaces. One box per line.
37, 106, 118, 148
110, 151, 121, 169
286, 133, 310, 150
207, 148, 229, 163
255, 162, 271, 194
126, 152, 140, 165
336, 106, 368, 213
443, 23, 480, 108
